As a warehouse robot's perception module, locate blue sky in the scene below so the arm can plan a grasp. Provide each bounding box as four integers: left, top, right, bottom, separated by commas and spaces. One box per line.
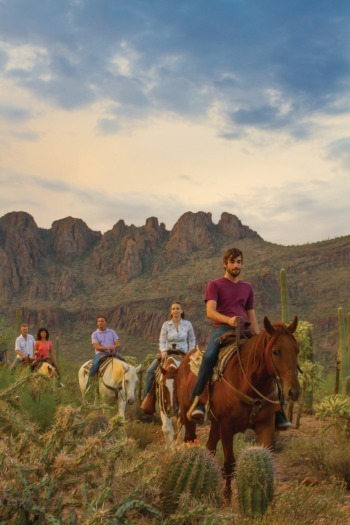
1, 0, 349, 244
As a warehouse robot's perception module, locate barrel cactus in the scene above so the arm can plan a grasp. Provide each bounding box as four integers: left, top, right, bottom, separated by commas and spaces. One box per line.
236, 445, 274, 518
84, 414, 110, 436
159, 446, 222, 514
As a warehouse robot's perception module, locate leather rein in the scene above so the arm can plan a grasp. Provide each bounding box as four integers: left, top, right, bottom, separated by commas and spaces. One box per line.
100, 359, 128, 399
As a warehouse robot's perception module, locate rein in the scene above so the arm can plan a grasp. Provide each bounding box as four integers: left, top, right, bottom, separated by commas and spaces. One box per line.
101, 359, 128, 399
220, 332, 284, 406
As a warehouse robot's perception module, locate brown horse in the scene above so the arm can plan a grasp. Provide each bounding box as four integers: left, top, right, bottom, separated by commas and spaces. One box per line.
177, 316, 301, 499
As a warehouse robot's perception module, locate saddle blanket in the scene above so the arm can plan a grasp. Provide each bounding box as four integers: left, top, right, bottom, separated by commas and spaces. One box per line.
189, 342, 238, 381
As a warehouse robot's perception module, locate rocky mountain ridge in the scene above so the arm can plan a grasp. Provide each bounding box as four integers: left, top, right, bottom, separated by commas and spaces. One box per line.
0, 210, 349, 368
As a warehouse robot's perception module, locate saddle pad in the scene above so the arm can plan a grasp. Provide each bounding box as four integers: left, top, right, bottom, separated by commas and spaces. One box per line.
189, 343, 238, 382
83, 357, 113, 375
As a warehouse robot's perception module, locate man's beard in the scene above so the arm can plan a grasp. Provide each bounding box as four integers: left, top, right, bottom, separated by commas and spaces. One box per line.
227, 268, 241, 278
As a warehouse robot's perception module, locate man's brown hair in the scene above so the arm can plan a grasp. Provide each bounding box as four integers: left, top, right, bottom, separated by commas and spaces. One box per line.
223, 247, 243, 265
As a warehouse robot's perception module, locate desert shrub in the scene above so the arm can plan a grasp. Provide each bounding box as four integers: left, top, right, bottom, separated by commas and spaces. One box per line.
259, 483, 347, 525
125, 420, 155, 449
282, 431, 350, 488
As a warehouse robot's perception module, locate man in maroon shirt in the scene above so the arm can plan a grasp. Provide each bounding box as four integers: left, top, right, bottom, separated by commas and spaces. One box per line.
188, 247, 291, 430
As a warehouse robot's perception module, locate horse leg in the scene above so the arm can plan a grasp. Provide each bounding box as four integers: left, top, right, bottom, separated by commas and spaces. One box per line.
255, 418, 275, 448
160, 411, 175, 448
174, 417, 185, 447
207, 419, 221, 454
220, 421, 235, 501
117, 394, 126, 419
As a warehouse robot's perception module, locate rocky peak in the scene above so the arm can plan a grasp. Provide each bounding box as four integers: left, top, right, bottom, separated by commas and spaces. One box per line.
0, 212, 45, 294
50, 217, 101, 259
166, 211, 216, 260
217, 212, 261, 240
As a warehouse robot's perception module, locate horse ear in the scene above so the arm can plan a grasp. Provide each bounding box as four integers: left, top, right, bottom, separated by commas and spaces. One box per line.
121, 361, 129, 371
263, 316, 275, 336
135, 364, 141, 373
288, 316, 298, 333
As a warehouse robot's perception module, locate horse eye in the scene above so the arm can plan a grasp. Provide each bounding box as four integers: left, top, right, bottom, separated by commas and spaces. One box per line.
272, 348, 281, 356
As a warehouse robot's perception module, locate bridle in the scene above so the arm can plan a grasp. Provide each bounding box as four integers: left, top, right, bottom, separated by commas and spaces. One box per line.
158, 357, 180, 418
216, 329, 298, 414
100, 359, 129, 401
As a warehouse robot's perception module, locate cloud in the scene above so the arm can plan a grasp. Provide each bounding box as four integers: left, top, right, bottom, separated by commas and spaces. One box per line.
0, 1, 349, 138
326, 138, 350, 171
0, 103, 32, 122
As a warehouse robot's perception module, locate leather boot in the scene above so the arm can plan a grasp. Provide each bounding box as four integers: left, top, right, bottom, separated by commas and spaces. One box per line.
140, 392, 156, 415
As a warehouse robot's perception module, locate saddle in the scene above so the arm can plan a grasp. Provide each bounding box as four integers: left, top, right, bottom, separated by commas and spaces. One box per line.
189, 343, 238, 381
83, 356, 113, 377
31, 358, 56, 372
216, 323, 253, 348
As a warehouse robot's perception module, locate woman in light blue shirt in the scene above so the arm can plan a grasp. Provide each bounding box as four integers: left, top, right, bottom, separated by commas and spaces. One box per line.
142, 301, 196, 402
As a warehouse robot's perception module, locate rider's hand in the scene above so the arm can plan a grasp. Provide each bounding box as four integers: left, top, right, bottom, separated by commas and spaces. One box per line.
161, 351, 167, 359
228, 316, 240, 327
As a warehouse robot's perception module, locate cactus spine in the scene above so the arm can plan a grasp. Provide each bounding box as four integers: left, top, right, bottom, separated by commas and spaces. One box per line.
280, 268, 290, 324
236, 446, 274, 518
159, 446, 222, 514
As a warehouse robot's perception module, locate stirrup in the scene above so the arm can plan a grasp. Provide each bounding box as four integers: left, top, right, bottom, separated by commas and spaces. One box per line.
187, 396, 205, 422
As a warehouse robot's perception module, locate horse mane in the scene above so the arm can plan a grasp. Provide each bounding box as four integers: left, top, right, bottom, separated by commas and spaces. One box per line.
110, 358, 127, 381
243, 322, 293, 380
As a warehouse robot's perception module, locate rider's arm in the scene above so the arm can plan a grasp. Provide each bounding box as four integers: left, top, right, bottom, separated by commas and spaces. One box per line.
93, 341, 109, 352
246, 309, 260, 335
159, 322, 168, 356
33, 341, 40, 359
15, 338, 27, 360
187, 322, 196, 351
206, 300, 241, 327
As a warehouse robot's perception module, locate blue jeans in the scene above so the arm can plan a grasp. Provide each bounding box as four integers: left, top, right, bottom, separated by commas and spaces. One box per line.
143, 358, 159, 398
89, 353, 107, 378
191, 325, 233, 400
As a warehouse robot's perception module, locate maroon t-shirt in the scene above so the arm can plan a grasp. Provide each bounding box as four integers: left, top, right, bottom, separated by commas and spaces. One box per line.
205, 277, 254, 326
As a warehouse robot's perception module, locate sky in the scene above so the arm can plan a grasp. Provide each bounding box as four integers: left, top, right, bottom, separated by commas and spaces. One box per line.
0, 0, 349, 246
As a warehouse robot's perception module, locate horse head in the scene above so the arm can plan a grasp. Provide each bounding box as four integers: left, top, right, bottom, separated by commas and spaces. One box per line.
263, 316, 301, 402
38, 362, 58, 378
159, 356, 180, 418
120, 362, 141, 404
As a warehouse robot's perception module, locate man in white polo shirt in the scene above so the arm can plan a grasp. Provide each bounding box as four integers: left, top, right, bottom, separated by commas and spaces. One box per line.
11, 323, 35, 369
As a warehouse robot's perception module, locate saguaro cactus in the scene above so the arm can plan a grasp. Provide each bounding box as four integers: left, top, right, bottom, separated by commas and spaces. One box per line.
338, 307, 349, 394
159, 446, 222, 514
236, 446, 274, 518
55, 337, 60, 368
280, 268, 290, 324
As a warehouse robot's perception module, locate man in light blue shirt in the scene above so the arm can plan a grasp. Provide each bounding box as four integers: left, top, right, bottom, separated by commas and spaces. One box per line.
86, 315, 120, 390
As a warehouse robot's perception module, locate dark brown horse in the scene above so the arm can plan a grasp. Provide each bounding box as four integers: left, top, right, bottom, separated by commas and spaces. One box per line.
177, 316, 301, 498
